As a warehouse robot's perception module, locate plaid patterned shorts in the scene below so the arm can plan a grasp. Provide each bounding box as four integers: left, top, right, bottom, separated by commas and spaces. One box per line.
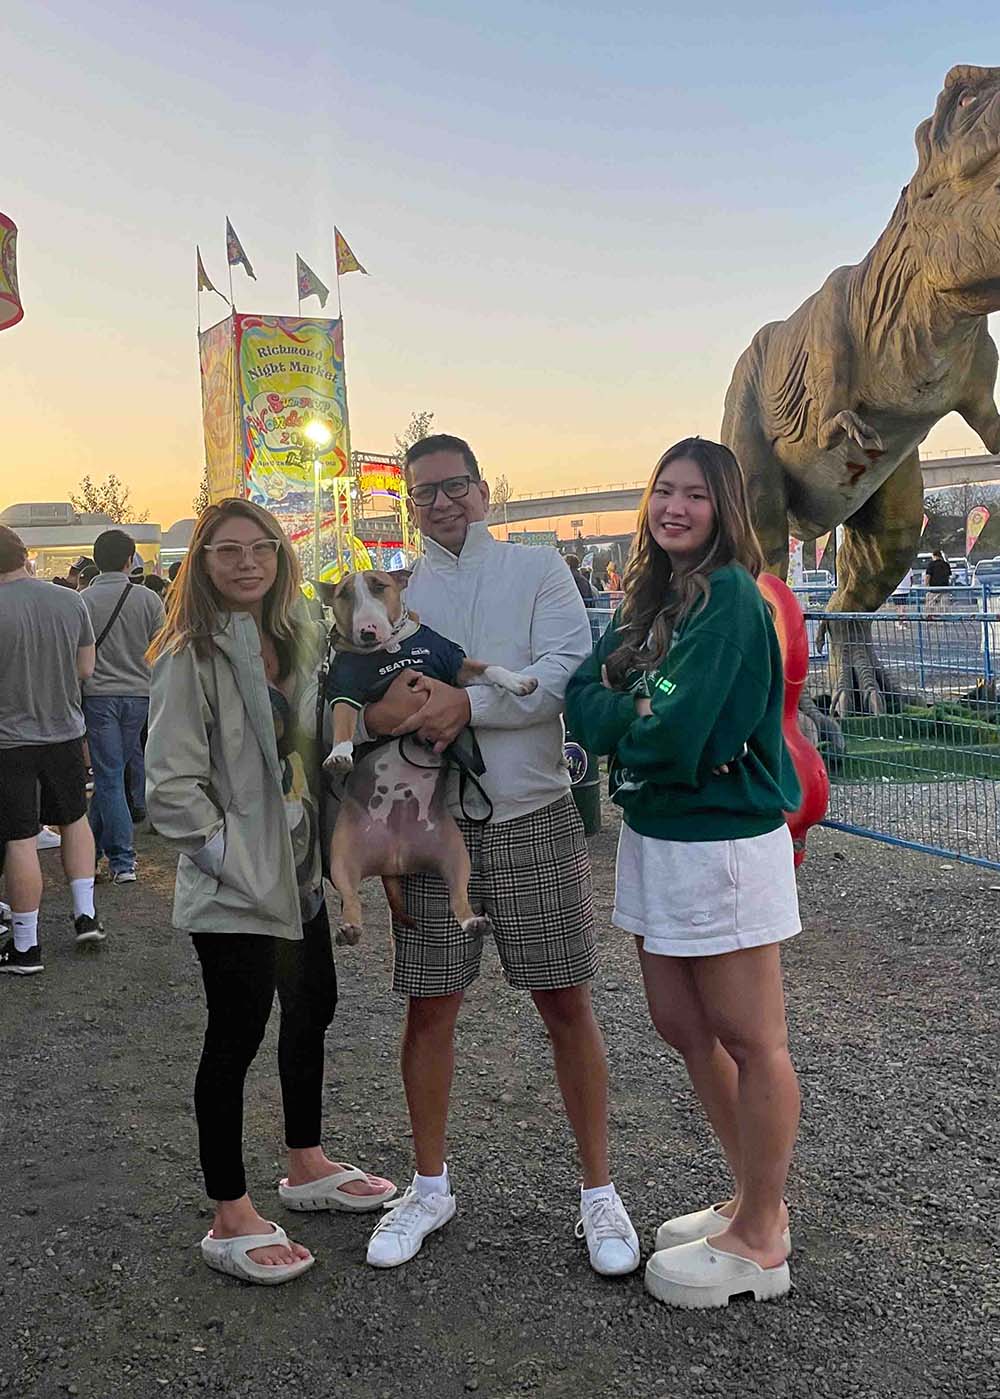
391, 794, 597, 997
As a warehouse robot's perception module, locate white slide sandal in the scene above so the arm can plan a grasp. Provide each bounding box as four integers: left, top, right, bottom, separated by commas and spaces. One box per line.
655, 1203, 792, 1253
200, 1223, 315, 1285
279, 1165, 397, 1213
645, 1237, 791, 1309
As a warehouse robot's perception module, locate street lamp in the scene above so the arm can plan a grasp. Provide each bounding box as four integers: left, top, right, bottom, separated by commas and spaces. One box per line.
304, 419, 333, 583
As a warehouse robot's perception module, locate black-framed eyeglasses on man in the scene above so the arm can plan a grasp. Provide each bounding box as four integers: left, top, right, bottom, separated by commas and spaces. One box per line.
408, 476, 474, 508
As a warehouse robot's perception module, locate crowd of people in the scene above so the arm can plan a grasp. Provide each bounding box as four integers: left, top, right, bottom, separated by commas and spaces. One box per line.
0, 433, 802, 1311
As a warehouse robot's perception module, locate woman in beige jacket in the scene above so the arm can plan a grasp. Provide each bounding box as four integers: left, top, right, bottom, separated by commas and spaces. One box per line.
146, 498, 394, 1285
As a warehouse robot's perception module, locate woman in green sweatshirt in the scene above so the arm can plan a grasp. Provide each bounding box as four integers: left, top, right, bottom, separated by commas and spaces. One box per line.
565, 437, 802, 1311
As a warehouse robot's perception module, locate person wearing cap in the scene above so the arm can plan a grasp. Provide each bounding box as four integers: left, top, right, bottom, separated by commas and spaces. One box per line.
80, 530, 165, 884
67, 556, 95, 591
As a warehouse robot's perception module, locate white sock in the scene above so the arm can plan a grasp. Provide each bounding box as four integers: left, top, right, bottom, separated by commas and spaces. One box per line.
70, 877, 96, 920
12, 910, 40, 953
581, 1182, 616, 1205
413, 1166, 449, 1199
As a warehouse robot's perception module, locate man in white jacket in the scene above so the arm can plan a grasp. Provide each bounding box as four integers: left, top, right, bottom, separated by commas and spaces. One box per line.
361, 435, 638, 1276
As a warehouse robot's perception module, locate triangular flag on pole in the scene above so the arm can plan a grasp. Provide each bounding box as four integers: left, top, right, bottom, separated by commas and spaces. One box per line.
334, 227, 367, 276
225, 218, 256, 279
296, 254, 329, 307
196, 246, 223, 296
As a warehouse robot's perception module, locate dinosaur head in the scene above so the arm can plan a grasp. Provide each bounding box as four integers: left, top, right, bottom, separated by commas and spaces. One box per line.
907, 65, 1000, 313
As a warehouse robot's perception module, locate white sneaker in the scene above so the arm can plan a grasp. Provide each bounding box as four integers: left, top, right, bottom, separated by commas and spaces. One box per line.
366, 1183, 456, 1268
575, 1189, 640, 1276
36, 827, 62, 850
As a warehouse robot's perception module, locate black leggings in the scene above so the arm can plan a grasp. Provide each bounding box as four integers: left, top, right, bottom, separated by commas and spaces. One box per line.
192, 903, 338, 1202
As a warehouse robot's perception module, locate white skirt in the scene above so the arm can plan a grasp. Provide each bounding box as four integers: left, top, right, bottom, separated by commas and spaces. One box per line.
612, 821, 801, 957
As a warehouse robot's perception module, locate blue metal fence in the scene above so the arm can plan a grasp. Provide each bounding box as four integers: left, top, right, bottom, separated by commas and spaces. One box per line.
585, 587, 1000, 869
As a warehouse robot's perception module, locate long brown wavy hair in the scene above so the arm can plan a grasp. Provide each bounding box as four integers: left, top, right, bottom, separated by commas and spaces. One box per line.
604, 437, 765, 687
147, 498, 305, 678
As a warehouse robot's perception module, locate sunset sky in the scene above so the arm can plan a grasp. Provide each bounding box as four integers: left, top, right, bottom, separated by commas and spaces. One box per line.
2, 1, 997, 529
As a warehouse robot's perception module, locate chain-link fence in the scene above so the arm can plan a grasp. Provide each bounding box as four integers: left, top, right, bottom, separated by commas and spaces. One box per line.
585, 587, 1000, 869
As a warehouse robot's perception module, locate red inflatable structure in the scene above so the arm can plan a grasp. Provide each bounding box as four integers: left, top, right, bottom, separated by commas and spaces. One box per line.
756, 573, 829, 866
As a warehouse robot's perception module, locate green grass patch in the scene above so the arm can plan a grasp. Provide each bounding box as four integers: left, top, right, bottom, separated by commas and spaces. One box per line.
826, 703, 1000, 782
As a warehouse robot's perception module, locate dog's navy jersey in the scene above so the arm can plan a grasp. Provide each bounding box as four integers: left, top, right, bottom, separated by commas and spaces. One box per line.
326, 624, 467, 710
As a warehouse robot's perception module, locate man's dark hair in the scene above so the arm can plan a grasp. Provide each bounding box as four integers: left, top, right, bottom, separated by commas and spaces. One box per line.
404, 434, 480, 482
167, 560, 182, 582
0, 525, 28, 574
93, 528, 136, 573
564, 553, 581, 571
144, 573, 168, 596
932, 549, 944, 559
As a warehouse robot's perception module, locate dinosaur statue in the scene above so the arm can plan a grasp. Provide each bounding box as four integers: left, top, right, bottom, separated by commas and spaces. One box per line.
722, 64, 1000, 715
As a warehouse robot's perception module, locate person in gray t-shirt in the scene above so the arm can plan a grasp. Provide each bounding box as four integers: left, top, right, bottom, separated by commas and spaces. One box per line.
80, 530, 165, 883
0, 525, 105, 976
0, 572, 94, 748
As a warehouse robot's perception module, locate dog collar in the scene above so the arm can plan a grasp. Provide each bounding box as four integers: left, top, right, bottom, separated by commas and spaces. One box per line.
384, 608, 413, 654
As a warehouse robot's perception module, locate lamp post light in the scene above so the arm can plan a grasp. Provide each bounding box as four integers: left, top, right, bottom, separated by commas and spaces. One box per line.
304, 419, 333, 583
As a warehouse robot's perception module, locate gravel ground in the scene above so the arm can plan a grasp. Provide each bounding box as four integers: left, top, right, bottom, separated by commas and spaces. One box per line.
2, 801, 998, 1399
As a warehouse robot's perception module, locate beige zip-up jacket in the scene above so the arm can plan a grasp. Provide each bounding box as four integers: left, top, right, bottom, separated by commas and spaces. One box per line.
145, 608, 324, 940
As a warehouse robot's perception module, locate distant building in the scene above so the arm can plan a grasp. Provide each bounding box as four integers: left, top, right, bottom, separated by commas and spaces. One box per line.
160, 518, 195, 571
0, 502, 162, 577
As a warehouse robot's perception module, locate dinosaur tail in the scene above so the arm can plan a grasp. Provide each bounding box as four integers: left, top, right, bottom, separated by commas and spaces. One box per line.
382, 875, 416, 928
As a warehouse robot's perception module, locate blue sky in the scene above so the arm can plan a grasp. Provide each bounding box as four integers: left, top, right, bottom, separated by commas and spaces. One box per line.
2, 0, 997, 523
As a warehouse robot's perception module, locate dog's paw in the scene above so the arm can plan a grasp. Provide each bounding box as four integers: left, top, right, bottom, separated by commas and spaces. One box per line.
481, 665, 538, 697
323, 741, 355, 775
460, 914, 494, 936
336, 923, 363, 946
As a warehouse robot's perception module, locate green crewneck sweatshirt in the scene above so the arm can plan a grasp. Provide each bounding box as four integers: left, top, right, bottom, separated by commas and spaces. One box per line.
564, 564, 801, 842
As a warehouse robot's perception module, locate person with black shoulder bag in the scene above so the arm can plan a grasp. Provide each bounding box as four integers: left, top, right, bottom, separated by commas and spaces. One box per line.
80, 530, 165, 884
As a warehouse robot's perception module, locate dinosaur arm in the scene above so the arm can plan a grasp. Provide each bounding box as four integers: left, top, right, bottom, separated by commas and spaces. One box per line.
806, 274, 884, 457
809, 291, 856, 448
956, 330, 1000, 455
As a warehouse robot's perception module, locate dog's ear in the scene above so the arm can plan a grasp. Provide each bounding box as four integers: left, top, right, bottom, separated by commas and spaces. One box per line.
387, 568, 413, 589
314, 580, 337, 604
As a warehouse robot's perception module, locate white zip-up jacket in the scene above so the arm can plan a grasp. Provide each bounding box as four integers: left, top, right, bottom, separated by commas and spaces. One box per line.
404, 522, 592, 824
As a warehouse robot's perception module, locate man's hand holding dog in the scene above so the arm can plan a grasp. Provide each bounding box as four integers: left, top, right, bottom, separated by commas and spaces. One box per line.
390, 675, 471, 754
364, 670, 428, 738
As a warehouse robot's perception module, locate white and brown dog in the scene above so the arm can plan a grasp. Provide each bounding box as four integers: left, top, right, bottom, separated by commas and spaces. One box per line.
317, 570, 537, 946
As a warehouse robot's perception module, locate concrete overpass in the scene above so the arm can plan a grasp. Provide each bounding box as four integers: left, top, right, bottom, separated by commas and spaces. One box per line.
494, 450, 1000, 524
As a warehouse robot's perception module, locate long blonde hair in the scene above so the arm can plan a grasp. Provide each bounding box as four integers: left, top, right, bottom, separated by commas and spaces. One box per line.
605, 437, 765, 687
148, 498, 304, 677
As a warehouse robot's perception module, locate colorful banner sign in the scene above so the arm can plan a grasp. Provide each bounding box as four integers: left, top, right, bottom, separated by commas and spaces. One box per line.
235, 313, 349, 492
921, 513, 929, 537
198, 316, 241, 502
967, 505, 991, 558
239, 314, 351, 577
0, 213, 23, 331
815, 532, 832, 567
788, 537, 804, 586
356, 456, 404, 500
